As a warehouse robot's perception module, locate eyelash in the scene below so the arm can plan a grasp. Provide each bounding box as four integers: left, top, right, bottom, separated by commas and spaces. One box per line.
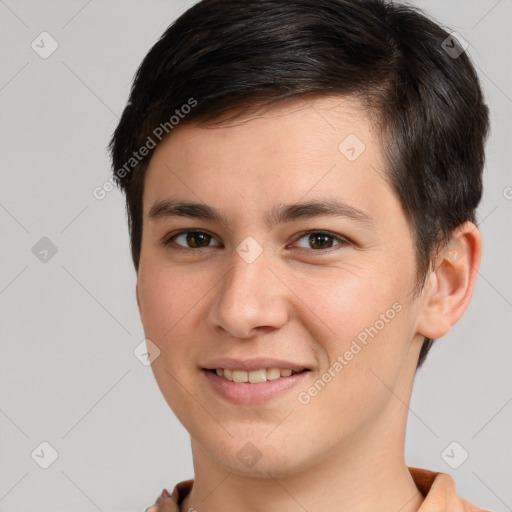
160, 229, 351, 254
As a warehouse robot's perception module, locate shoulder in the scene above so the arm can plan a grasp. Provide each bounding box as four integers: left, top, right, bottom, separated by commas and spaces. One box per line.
144, 479, 194, 512
408, 466, 492, 512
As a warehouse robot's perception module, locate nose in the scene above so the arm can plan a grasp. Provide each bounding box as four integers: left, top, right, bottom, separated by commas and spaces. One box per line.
207, 247, 290, 339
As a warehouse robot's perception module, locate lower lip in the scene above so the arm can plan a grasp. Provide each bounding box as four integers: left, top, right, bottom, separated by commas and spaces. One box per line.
203, 370, 310, 405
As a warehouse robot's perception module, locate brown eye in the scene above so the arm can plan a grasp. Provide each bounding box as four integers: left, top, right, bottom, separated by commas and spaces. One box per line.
293, 231, 349, 251
165, 230, 220, 249
186, 231, 211, 248
308, 233, 334, 249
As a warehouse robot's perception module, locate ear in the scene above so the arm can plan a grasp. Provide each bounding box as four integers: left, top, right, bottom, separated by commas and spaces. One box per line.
415, 221, 482, 339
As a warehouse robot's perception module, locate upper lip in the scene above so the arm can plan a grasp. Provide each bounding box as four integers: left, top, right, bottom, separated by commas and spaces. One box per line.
202, 357, 311, 372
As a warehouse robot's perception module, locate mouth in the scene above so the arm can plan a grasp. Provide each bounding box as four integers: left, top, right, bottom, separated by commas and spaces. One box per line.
202, 367, 312, 405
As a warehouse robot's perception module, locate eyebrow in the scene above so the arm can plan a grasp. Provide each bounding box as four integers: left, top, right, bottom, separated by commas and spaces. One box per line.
148, 198, 374, 228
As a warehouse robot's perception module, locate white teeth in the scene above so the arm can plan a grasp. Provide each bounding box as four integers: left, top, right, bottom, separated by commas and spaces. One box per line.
232, 370, 248, 383
249, 369, 266, 383
213, 367, 303, 382
266, 368, 281, 380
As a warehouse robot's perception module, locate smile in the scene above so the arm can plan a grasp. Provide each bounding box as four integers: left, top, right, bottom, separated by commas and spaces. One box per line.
203, 368, 311, 405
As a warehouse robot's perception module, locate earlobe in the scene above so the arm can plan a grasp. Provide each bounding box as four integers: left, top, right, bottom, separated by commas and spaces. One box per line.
416, 221, 482, 339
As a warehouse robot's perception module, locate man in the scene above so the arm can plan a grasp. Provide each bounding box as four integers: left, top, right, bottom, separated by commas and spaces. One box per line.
109, 1, 490, 510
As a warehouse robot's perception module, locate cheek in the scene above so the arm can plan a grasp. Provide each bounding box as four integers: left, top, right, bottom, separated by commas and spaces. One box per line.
137, 266, 206, 422
138, 262, 203, 335
294, 304, 413, 446
289, 263, 403, 354
289, 260, 416, 419
136, 266, 201, 385
296, 261, 415, 403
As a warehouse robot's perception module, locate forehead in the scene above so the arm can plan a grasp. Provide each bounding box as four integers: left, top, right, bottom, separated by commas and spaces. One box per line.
142, 95, 391, 221
161, 95, 379, 162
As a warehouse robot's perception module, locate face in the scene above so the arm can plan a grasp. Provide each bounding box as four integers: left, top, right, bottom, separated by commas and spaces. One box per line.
136, 96, 426, 477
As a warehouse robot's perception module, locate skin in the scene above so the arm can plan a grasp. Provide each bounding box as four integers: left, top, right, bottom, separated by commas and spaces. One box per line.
137, 96, 481, 512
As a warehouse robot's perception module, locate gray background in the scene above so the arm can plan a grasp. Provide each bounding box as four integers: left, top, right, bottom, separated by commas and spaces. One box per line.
0, 1, 510, 511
